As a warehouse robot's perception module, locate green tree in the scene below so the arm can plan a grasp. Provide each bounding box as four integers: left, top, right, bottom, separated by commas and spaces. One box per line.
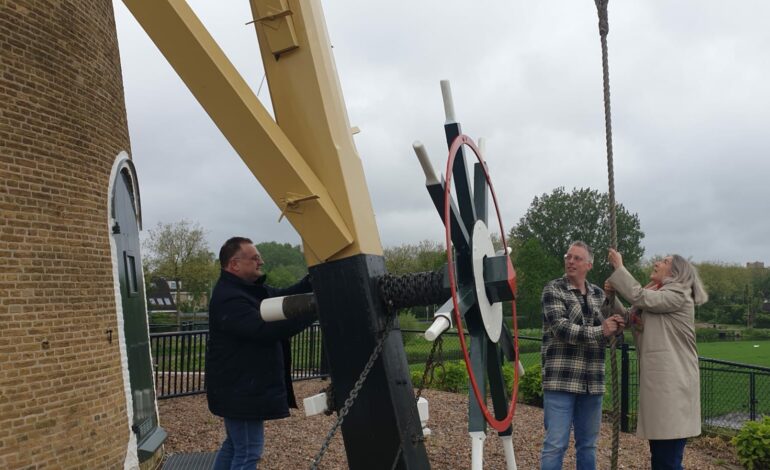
513, 239, 563, 328
696, 262, 768, 326
143, 220, 217, 319
384, 240, 446, 321
384, 240, 445, 276
509, 187, 645, 285
748, 265, 770, 327
751, 266, 770, 299
256, 242, 307, 288
177, 251, 218, 308
697, 262, 744, 324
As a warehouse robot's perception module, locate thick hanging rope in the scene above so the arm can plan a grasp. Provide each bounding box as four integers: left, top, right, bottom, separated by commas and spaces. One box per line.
593, 1, 621, 469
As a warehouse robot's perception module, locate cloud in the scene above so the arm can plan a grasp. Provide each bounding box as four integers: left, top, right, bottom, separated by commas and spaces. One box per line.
116, 0, 770, 264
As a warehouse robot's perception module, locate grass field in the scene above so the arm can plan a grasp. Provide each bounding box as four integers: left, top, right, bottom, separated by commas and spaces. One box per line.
696, 340, 770, 367
404, 332, 770, 368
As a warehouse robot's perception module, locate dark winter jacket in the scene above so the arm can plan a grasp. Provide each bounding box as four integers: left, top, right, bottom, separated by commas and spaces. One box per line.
205, 270, 314, 420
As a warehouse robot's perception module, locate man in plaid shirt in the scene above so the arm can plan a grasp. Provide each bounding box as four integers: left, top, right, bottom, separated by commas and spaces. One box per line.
540, 241, 625, 470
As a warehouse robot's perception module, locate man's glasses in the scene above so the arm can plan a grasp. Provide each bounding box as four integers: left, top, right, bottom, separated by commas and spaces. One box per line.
563, 253, 586, 263
235, 255, 262, 263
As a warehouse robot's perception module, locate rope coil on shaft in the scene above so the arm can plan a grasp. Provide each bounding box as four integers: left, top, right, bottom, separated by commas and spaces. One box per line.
379, 271, 446, 309
594, 1, 621, 469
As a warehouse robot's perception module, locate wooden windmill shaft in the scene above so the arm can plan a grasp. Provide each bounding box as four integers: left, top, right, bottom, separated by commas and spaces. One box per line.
121, 1, 514, 468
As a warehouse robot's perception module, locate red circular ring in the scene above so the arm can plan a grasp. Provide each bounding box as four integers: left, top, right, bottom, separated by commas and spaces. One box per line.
443, 134, 520, 432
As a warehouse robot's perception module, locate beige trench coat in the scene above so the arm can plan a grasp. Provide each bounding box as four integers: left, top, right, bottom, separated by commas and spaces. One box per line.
608, 267, 701, 440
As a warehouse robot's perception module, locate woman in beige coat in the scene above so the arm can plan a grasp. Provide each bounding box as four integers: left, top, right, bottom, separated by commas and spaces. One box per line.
606, 249, 708, 470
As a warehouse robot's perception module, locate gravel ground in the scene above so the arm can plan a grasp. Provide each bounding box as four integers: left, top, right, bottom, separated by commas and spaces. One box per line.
158, 379, 741, 469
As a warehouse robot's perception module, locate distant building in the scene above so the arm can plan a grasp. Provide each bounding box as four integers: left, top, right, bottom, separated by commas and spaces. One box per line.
146, 278, 177, 312
746, 261, 765, 269
147, 278, 209, 312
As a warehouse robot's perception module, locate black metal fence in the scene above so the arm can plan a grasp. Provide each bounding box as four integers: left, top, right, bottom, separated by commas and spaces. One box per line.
150, 323, 328, 399
149, 321, 208, 333
150, 325, 769, 434
151, 330, 208, 399
288, 322, 328, 381
700, 358, 770, 432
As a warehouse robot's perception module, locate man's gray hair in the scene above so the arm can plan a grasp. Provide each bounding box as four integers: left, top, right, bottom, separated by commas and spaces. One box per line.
570, 240, 594, 263
665, 255, 708, 305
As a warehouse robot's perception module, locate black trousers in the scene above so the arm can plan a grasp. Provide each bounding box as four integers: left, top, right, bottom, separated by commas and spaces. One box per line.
649, 438, 687, 470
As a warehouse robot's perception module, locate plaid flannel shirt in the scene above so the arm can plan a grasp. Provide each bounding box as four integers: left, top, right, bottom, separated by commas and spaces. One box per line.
541, 276, 608, 394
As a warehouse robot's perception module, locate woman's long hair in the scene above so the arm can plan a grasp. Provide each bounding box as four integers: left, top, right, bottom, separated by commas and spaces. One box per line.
666, 255, 709, 305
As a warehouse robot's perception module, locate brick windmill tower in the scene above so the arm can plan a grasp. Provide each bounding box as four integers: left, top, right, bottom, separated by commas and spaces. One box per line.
1, 1, 164, 468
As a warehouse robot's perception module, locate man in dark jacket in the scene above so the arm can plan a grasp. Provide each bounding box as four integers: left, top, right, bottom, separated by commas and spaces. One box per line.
207, 237, 314, 469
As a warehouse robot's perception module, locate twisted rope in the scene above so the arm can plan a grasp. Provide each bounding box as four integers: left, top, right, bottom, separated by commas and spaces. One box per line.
594, 1, 620, 468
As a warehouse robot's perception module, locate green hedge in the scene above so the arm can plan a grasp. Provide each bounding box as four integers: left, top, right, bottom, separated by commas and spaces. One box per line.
696, 328, 770, 342
732, 416, 770, 470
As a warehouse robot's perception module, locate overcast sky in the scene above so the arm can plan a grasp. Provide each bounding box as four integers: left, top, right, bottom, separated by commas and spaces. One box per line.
113, 1, 770, 265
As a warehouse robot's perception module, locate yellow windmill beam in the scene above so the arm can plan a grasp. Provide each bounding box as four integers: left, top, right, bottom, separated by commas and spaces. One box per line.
247, 0, 383, 264
122, 0, 372, 263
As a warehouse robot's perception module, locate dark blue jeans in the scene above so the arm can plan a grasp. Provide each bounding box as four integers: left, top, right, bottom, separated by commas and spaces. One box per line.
213, 418, 265, 470
649, 438, 687, 470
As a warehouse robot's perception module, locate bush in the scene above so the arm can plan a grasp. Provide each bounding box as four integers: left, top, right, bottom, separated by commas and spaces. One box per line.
696, 327, 743, 342
398, 311, 423, 344
411, 360, 469, 393
743, 328, 770, 340
754, 315, 770, 329
517, 363, 543, 407
411, 370, 424, 389
502, 363, 514, 393
435, 361, 469, 393
695, 327, 770, 342
732, 416, 770, 470
696, 328, 724, 342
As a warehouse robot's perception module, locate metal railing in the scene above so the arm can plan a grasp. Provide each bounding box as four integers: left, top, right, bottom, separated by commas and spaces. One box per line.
150, 325, 769, 434
149, 321, 208, 333
151, 329, 208, 399
700, 358, 770, 432
151, 323, 329, 399
290, 322, 328, 381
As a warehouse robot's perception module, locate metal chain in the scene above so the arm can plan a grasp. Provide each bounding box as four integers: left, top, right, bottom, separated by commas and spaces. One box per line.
594, 1, 621, 469
386, 324, 444, 470
310, 274, 445, 468
389, 448, 403, 470
309, 313, 398, 470
416, 335, 445, 400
